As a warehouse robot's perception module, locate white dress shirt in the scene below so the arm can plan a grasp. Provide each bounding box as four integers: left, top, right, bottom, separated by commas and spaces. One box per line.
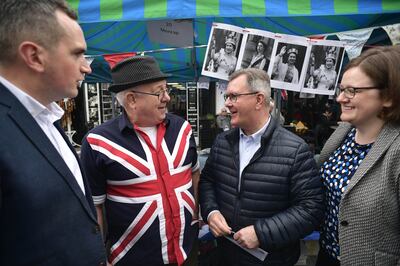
0, 76, 85, 194
239, 116, 271, 190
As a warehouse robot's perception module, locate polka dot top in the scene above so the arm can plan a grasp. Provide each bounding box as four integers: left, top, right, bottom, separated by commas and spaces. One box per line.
319, 127, 373, 259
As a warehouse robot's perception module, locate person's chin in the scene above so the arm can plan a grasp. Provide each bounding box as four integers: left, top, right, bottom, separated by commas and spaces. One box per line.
340, 114, 352, 123
230, 119, 238, 128
67, 87, 79, 98
158, 112, 167, 121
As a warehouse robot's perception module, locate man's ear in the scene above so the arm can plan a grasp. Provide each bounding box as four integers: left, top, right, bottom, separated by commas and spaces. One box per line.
18, 41, 46, 72
255, 93, 265, 109
126, 92, 137, 107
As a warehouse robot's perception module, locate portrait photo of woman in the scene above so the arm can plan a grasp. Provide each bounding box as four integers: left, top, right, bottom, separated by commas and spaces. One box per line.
202, 23, 243, 81
302, 44, 345, 95
271, 45, 301, 84
239, 34, 274, 72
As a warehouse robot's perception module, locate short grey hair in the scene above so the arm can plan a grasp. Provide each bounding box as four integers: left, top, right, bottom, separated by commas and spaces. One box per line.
229, 68, 271, 106
115, 90, 131, 108
0, 0, 77, 63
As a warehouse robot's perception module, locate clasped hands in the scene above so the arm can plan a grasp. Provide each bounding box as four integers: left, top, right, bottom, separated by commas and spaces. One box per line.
208, 212, 260, 249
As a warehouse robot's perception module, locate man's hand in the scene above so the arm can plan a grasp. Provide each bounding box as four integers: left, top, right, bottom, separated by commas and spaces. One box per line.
208, 212, 231, 237
233, 225, 260, 249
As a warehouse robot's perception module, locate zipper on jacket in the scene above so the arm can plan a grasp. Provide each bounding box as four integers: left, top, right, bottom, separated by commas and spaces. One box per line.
232, 194, 241, 230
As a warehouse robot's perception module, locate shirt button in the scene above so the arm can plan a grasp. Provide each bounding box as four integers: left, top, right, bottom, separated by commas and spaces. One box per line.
93, 225, 101, 234
340, 220, 349, 226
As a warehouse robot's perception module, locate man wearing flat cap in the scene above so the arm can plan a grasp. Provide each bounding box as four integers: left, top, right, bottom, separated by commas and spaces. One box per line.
272, 45, 299, 84
80, 56, 200, 266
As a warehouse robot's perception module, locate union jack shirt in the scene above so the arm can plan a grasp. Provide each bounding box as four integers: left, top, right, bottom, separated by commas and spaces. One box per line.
80, 113, 199, 266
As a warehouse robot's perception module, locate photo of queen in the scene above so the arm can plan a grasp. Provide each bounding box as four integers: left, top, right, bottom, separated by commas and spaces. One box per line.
272, 46, 299, 84
307, 52, 337, 91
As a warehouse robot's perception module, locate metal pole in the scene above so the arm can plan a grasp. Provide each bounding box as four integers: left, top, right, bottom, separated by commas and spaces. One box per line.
273, 88, 282, 117
190, 19, 198, 81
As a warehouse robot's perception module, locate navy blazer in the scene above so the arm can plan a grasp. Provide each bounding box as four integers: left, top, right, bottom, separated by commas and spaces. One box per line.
0, 83, 106, 265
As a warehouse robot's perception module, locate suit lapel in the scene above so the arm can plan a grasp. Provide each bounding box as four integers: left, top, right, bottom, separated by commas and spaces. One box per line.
53, 121, 98, 219
318, 123, 351, 166
1, 85, 97, 222
343, 123, 400, 198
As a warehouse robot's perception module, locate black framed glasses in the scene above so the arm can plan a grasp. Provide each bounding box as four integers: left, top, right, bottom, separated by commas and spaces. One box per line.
223, 92, 258, 103
336, 85, 378, 99
131, 87, 171, 100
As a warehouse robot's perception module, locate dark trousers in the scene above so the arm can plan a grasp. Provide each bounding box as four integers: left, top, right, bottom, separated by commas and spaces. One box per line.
167, 239, 199, 266
315, 248, 340, 266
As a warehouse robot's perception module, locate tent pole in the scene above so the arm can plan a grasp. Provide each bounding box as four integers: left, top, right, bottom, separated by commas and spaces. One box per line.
276, 89, 282, 116
272, 88, 282, 123
191, 19, 198, 81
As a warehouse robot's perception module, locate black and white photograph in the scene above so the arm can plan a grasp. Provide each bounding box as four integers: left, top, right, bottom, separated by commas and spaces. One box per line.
215, 81, 228, 115
202, 23, 243, 81
236, 29, 275, 72
270, 34, 309, 92
84, 83, 101, 126
301, 39, 345, 95
202, 22, 347, 93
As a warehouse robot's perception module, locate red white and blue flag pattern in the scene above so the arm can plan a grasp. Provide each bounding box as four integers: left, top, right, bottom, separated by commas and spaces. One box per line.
83, 117, 198, 265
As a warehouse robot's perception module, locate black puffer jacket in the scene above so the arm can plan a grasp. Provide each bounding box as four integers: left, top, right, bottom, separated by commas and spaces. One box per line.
199, 118, 324, 266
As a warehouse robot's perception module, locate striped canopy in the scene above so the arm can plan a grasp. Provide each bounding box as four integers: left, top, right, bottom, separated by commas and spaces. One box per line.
68, 0, 400, 22
70, 0, 400, 82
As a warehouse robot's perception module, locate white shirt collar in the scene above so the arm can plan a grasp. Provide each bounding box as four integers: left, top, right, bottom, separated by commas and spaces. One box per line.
0, 75, 64, 123
239, 116, 271, 143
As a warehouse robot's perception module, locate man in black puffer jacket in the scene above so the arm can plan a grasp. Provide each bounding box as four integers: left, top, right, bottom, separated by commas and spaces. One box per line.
199, 68, 324, 266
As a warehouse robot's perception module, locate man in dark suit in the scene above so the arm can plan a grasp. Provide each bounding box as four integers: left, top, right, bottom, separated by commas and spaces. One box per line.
0, 0, 107, 265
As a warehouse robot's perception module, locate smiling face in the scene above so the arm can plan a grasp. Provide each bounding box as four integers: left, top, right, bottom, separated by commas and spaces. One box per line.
225, 74, 259, 133
225, 43, 235, 54
128, 79, 170, 127
325, 58, 335, 69
288, 53, 296, 65
42, 10, 91, 103
337, 67, 391, 129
